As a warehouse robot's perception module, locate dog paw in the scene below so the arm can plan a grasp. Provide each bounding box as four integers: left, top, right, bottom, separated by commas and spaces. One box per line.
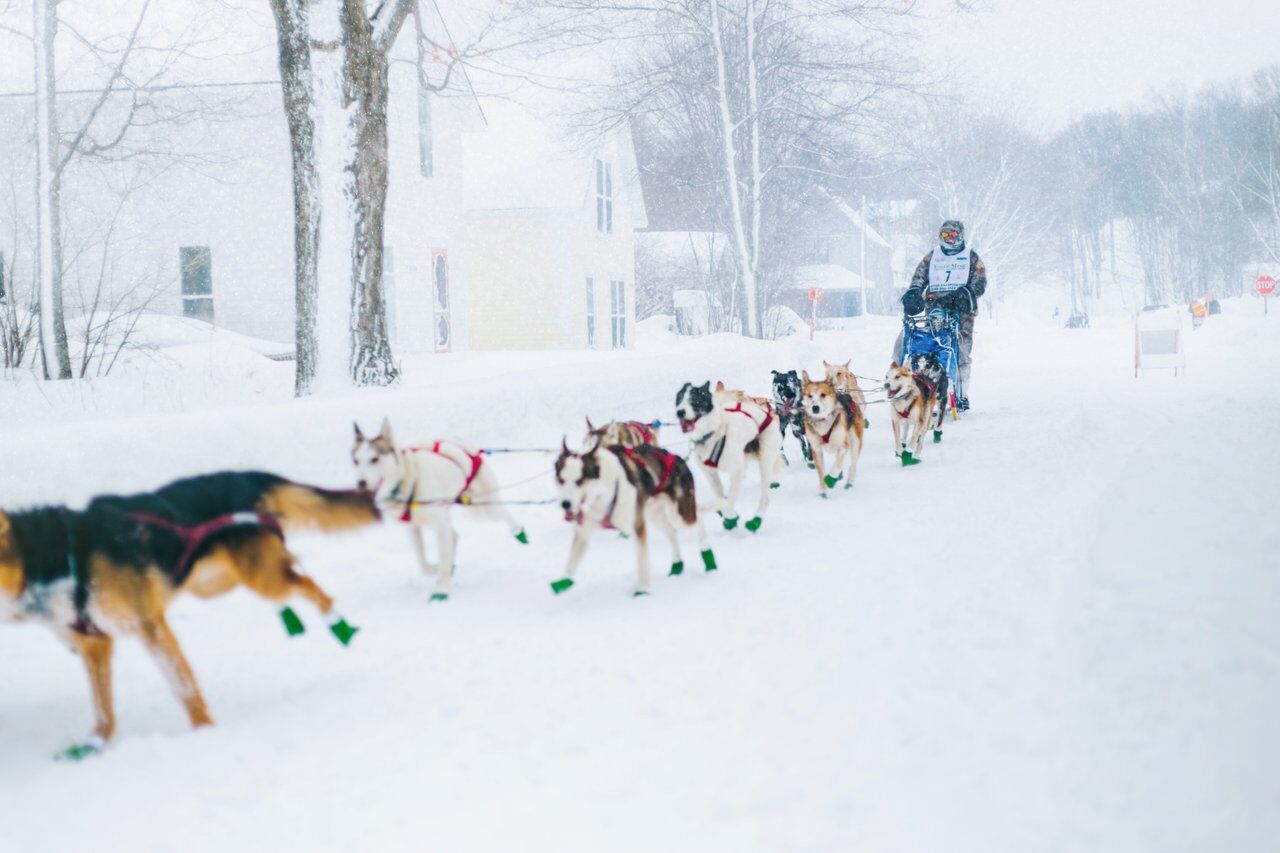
429, 592, 449, 603
279, 606, 305, 637
933, 430, 942, 444
769, 482, 781, 490
701, 549, 718, 572
722, 516, 739, 530
55, 736, 105, 762
514, 529, 529, 544
550, 578, 574, 595
631, 589, 651, 598
328, 617, 359, 646
669, 561, 685, 576
744, 516, 763, 533
900, 451, 921, 467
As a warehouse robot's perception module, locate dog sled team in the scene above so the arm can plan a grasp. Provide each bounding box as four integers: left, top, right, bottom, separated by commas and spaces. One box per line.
1, 219, 983, 759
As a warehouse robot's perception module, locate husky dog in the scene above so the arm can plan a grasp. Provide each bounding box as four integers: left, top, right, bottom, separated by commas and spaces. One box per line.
884, 354, 948, 466
552, 441, 715, 596
674, 381, 784, 532
800, 372, 864, 495
771, 369, 813, 467
352, 419, 527, 601
0, 472, 378, 758
822, 359, 869, 420
584, 417, 658, 449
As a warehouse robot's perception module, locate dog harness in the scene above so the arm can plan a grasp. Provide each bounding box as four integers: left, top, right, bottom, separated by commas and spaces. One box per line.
132, 511, 285, 586
893, 376, 935, 420
702, 403, 774, 469
397, 442, 485, 521
620, 446, 678, 495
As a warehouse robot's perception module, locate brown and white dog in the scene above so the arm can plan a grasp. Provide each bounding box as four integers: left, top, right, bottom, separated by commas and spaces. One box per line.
352, 419, 527, 601
884, 355, 948, 466
552, 441, 716, 596
0, 472, 378, 758
800, 371, 864, 494
584, 417, 658, 449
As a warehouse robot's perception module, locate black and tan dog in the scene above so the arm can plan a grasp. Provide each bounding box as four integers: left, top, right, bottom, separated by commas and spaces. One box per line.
800, 372, 864, 495
0, 471, 378, 758
553, 441, 716, 596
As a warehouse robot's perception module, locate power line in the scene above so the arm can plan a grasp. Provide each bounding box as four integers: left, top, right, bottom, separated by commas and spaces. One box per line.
0, 79, 281, 100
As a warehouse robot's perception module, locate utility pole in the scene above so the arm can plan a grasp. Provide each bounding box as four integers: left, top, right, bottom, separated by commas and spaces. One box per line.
859, 195, 868, 317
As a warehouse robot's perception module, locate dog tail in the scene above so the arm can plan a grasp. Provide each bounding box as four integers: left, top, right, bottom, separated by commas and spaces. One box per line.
259, 482, 381, 533
673, 462, 698, 526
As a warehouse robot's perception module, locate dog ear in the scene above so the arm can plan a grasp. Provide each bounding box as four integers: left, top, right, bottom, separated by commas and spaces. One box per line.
585, 416, 595, 432
561, 435, 571, 455
699, 381, 710, 392
842, 359, 851, 369
715, 380, 725, 392
353, 422, 365, 441
378, 417, 393, 443
823, 359, 831, 369
771, 369, 781, 377
801, 369, 811, 384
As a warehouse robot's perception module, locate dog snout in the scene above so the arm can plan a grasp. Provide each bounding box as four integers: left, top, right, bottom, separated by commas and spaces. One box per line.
560, 500, 572, 511
357, 479, 368, 490
811, 405, 821, 414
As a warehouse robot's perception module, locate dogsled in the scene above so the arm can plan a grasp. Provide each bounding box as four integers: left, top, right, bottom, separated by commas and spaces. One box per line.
899, 307, 962, 419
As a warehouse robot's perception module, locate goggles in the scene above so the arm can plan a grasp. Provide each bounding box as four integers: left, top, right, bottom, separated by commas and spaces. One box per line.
940, 229, 961, 243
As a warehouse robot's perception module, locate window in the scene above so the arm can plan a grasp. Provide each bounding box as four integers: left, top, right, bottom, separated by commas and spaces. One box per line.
585, 277, 596, 348
384, 246, 396, 344
180, 246, 213, 321
418, 86, 433, 178
432, 249, 451, 352
609, 279, 626, 349
595, 159, 613, 234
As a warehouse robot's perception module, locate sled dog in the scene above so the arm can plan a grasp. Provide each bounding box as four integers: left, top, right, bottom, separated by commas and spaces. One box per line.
0, 471, 378, 758
800, 372, 864, 494
552, 441, 715, 596
352, 419, 527, 601
823, 359, 869, 415
884, 354, 948, 466
771, 369, 812, 466
674, 380, 784, 531
584, 417, 658, 449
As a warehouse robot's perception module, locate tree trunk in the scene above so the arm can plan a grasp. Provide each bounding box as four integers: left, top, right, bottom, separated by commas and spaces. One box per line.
269, 0, 321, 396
708, 0, 759, 337
344, 1, 398, 386
32, 0, 72, 380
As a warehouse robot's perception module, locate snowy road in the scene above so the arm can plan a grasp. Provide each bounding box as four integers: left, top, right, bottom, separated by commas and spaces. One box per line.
1, 309, 1277, 851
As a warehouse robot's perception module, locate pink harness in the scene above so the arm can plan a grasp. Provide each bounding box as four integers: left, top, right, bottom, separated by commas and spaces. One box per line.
399, 442, 484, 521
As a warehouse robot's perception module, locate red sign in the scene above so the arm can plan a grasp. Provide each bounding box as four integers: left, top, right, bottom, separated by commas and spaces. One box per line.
808, 287, 824, 302
1257, 275, 1276, 296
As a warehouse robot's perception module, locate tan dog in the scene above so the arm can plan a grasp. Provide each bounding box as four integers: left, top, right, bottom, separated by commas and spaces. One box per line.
822, 360, 869, 420
883, 358, 946, 466
715, 380, 774, 412
800, 371, 864, 495
584, 417, 658, 448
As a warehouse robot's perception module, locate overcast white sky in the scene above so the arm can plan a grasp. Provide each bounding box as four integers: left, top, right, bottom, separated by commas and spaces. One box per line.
1, 0, 1278, 129
922, 0, 1280, 127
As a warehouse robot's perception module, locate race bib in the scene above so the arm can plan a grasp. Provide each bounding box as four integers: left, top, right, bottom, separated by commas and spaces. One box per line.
927, 248, 970, 294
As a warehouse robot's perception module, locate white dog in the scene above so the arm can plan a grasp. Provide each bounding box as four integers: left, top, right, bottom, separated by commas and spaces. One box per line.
673, 381, 784, 532
352, 419, 526, 601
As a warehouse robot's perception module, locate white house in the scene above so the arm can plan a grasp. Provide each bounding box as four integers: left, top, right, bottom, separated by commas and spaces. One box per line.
0, 26, 646, 361
462, 101, 645, 351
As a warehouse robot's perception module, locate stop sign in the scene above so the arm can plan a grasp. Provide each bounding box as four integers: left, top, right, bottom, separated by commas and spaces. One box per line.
1258, 275, 1276, 296
808, 287, 824, 302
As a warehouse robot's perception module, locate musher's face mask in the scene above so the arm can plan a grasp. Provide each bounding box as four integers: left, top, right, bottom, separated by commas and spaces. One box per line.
940, 228, 961, 246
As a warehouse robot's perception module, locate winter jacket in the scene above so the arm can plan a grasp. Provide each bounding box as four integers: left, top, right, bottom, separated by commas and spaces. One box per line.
907, 249, 988, 315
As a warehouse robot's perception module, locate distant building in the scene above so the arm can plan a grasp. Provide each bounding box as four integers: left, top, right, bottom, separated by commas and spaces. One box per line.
783, 193, 897, 324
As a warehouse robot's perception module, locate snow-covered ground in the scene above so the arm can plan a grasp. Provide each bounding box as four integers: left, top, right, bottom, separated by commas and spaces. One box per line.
1, 301, 1278, 852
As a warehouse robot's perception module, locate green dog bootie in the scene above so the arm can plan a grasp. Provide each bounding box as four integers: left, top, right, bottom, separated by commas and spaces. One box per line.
279, 606, 305, 637
669, 561, 685, 576
550, 578, 575, 595
745, 516, 763, 533
722, 516, 739, 530
824, 474, 841, 489
631, 589, 650, 598
514, 529, 529, 544
328, 616, 359, 646
55, 736, 105, 762
933, 430, 943, 444
901, 450, 921, 467
429, 592, 449, 603
701, 549, 718, 572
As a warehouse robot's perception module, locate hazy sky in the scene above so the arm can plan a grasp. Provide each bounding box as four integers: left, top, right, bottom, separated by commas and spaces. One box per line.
923, 0, 1280, 127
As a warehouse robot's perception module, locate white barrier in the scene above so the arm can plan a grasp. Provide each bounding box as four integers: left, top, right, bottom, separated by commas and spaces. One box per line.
1134, 306, 1186, 377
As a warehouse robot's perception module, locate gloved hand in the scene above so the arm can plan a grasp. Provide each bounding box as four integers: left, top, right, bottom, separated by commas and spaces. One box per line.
902, 287, 925, 316
940, 285, 976, 314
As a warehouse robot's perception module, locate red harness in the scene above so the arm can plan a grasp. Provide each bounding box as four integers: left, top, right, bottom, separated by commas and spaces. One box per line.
894, 376, 935, 419
620, 446, 678, 495
705, 403, 774, 470
132, 511, 284, 584
399, 442, 484, 521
